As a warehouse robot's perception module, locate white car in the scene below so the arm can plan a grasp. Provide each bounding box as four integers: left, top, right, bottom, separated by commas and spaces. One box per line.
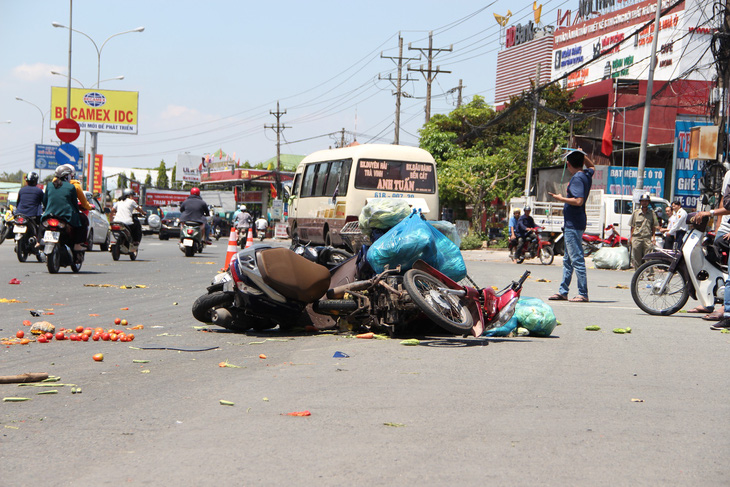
84, 192, 111, 251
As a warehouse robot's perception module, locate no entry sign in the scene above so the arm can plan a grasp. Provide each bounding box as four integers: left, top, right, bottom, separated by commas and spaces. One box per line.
55, 118, 80, 143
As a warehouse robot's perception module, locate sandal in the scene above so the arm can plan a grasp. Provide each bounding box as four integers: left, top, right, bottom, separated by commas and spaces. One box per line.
687, 306, 713, 313
569, 295, 589, 302
702, 310, 724, 321
548, 294, 568, 301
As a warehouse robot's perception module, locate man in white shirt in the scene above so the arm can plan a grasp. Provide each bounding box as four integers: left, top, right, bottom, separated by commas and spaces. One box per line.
668, 200, 688, 249
111, 189, 143, 244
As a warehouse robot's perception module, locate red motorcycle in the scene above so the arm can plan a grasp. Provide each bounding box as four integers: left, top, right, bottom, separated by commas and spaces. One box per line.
403, 260, 530, 337
512, 229, 554, 265
582, 224, 628, 256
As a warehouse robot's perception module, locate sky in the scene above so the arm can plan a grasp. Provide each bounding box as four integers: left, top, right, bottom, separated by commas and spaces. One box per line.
0, 0, 563, 176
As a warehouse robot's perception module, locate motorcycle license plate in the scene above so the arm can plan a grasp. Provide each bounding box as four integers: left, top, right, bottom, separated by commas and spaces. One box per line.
183, 238, 194, 247
44, 230, 60, 243
14, 225, 27, 234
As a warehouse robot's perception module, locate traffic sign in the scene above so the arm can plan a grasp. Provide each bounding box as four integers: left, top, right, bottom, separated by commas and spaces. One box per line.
55, 118, 80, 143
55, 143, 80, 167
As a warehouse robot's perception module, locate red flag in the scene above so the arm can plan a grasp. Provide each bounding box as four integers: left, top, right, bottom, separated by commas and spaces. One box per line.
270, 183, 277, 199
601, 111, 613, 156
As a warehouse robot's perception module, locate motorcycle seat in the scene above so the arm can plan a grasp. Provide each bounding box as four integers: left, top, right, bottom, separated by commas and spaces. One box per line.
258, 247, 331, 303
183, 221, 203, 226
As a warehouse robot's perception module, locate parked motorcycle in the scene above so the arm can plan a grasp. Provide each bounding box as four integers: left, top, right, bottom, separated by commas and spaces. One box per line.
0, 206, 15, 245
290, 235, 352, 270
13, 214, 44, 263
631, 214, 725, 315
403, 261, 530, 336
179, 221, 205, 257
582, 224, 628, 256
42, 217, 84, 273
513, 229, 554, 265
109, 222, 139, 261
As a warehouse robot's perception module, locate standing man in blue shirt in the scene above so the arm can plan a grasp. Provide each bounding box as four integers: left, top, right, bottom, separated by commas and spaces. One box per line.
508, 208, 520, 261
547, 149, 594, 302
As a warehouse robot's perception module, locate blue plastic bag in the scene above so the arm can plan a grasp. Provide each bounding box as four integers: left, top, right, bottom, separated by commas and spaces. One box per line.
482, 316, 518, 337
366, 211, 466, 281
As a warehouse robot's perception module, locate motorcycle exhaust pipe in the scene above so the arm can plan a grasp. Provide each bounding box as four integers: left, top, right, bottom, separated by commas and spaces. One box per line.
211, 308, 233, 327
326, 280, 372, 299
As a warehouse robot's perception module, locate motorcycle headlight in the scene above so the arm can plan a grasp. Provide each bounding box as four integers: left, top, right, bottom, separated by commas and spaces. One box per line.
495, 297, 518, 326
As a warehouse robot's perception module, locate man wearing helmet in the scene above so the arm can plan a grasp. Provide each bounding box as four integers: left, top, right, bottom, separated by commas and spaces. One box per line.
514, 206, 537, 261
180, 187, 211, 244
16, 171, 44, 246
43, 164, 92, 253
111, 189, 143, 244
234, 204, 252, 236
628, 193, 658, 269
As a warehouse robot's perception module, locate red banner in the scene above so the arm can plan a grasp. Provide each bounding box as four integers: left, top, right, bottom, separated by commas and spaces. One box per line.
87, 154, 103, 194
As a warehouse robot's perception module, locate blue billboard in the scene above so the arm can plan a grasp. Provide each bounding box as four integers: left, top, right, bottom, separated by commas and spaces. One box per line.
674, 119, 712, 208
35, 143, 83, 172
606, 166, 665, 197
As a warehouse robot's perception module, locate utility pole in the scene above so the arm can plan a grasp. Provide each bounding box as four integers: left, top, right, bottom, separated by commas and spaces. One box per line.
408, 31, 453, 123
636, 0, 663, 191
456, 79, 464, 108
714, 0, 730, 165
380, 34, 419, 144
264, 101, 290, 196
525, 65, 541, 201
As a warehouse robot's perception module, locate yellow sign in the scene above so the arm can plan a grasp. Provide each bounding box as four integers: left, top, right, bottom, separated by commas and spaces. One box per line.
50, 87, 139, 134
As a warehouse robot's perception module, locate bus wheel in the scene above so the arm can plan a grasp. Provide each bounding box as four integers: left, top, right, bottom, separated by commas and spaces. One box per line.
324, 230, 332, 247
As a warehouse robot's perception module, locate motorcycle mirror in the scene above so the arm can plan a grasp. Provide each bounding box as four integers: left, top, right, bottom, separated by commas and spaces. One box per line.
702, 195, 709, 205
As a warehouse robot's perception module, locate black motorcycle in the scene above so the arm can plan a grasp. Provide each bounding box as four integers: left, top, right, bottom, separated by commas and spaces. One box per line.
42, 217, 84, 273
12, 214, 44, 263
110, 221, 139, 261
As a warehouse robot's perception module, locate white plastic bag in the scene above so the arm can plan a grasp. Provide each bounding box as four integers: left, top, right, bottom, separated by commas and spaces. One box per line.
592, 246, 630, 270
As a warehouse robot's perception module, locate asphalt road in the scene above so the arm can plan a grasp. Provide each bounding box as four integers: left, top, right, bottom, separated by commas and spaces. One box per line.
1, 238, 728, 486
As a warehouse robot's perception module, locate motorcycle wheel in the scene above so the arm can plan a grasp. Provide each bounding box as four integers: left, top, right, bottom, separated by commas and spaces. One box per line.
129, 249, 138, 261
539, 246, 554, 265
0, 225, 8, 245
111, 244, 121, 261
47, 248, 60, 274
100, 232, 111, 251
403, 269, 473, 334
515, 254, 525, 264
631, 260, 689, 316
87, 230, 94, 251
70, 252, 82, 273
16, 240, 28, 263
185, 245, 195, 257
192, 291, 234, 323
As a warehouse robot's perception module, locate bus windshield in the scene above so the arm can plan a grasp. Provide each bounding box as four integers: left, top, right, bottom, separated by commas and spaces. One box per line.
354, 159, 436, 193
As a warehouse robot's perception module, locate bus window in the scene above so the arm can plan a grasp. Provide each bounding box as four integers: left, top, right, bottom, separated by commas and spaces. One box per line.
292, 173, 301, 197
354, 159, 435, 193
301, 164, 316, 197
338, 159, 351, 196
313, 162, 330, 196
325, 161, 342, 196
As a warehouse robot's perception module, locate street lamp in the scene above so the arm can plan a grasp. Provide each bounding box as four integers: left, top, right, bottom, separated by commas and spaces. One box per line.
15, 97, 45, 143
0, 121, 10, 124
50, 71, 125, 88
51, 22, 144, 193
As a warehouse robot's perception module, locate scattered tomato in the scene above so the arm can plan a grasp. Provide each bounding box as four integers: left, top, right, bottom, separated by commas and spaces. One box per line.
110, 333, 118, 342
69, 334, 79, 341
92, 334, 100, 341
75, 325, 84, 333
44, 332, 53, 340
22, 320, 31, 327
94, 327, 104, 334
127, 334, 135, 341
259, 354, 267, 359
55, 332, 65, 341
101, 333, 110, 341
82, 329, 93, 337
16, 330, 24, 339
114, 318, 121, 325
81, 334, 89, 342
121, 319, 128, 326
20, 338, 30, 345
92, 353, 104, 362
37, 336, 48, 343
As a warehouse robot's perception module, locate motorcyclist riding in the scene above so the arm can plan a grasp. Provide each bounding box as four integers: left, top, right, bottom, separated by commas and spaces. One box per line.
42, 164, 91, 255
16, 171, 44, 245
234, 204, 252, 236
180, 187, 211, 245
111, 189, 143, 244
515, 206, 539, 261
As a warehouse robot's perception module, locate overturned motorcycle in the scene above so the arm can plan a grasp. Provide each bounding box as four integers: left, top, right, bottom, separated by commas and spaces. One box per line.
192, 244, 528, 337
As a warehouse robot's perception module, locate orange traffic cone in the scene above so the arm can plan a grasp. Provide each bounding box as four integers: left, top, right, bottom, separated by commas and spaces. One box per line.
244, 227, 254, 249
221, 227, 238, 271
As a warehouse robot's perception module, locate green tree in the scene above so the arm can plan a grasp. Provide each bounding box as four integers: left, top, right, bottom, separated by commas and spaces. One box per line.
130, 171, 137, 184
156, 160, 169, 189
144, 173, 152, 187
171, 165, 177, 189
117, 173, 127, 189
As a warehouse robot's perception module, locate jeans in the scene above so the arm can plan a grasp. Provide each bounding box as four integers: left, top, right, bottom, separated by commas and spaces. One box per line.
559, 227, 588, 298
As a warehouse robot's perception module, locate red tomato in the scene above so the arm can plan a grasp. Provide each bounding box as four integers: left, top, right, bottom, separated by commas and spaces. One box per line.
81, 334, 89, 342
22, 320, 31, 327
114, 318, 121, 325
92, 333, 100, 341
92, 353, 104, 362
37, 336, 48, 343
44, 332, 53, 340
16, 330, 24, 339
110, 333, 118, 342
120, 319, 128, 326
75, 326, 84, 333
94, 327, 104, 334
82, 329, 92, 337
20, 338, 30, 345
55, 332, 65, 341
127, 333, 135, 341
101, 333, 110, 341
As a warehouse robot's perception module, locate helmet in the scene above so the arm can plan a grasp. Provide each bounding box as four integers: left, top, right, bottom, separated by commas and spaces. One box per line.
122, 188, 136, 199
190, 187, 200, 196
55, 164, 75, 180
523, 206, 531, 212
239, 204, 247, 211
25, 171, 39, 185
639, 193, 651, 202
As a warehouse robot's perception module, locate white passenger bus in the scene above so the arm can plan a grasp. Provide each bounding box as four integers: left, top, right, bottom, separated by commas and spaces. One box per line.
287, 144, 439, 246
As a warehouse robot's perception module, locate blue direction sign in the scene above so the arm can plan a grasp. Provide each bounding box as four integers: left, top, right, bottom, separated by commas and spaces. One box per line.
55, 143, 81, 169
37, 144, 83, 172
